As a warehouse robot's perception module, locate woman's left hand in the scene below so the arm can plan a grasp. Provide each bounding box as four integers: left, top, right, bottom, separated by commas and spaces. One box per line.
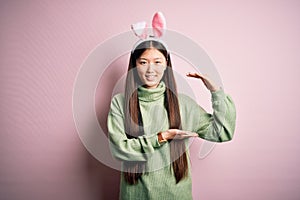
186, 72, 220, 92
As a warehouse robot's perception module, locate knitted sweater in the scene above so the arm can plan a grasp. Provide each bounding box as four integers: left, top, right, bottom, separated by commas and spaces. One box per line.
107, 81, 236, 200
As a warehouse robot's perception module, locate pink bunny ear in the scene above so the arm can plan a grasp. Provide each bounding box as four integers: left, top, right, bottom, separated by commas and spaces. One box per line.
152, 12, 166, 38
131, 21, 148, 39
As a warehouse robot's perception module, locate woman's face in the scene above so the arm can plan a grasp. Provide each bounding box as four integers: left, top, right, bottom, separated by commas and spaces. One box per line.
136, 48, 167, 89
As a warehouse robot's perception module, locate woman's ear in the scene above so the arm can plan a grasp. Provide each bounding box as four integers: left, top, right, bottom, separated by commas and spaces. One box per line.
163, 63, 167, 71
166, 54, 171, 66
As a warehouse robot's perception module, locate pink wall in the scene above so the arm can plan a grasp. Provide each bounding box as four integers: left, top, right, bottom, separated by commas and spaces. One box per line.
1, 0, 300, 199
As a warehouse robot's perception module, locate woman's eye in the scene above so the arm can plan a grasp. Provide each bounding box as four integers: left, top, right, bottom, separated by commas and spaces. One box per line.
155, 61, 162, 64
140, 61, 147, 65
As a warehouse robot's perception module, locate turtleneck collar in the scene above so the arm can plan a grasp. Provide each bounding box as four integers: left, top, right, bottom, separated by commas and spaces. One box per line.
138, 81, 166, 102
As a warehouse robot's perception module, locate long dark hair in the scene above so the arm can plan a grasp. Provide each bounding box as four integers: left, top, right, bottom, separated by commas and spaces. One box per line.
124, 40, 188, 184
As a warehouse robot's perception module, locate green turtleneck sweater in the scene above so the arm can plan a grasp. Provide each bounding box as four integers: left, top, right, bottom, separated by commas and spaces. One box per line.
107, 81, 236, 200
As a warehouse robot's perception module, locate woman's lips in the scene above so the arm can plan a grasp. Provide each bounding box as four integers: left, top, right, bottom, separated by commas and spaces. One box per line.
145, 74, 156, 81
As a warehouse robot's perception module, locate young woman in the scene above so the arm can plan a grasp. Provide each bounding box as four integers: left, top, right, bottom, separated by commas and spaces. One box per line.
107, 39, 236, 200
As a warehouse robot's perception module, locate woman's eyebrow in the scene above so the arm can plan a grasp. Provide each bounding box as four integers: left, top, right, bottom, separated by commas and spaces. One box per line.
138, 57, 163, 60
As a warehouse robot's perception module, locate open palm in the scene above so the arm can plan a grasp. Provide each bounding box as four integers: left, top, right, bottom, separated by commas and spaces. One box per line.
186, 72, 220, 92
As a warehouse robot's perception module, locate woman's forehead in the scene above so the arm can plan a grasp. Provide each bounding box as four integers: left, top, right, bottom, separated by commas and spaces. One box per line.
138, 48, 165, 59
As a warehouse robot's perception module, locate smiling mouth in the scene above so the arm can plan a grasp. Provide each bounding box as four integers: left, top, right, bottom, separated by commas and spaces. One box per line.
145, 74, 156, 81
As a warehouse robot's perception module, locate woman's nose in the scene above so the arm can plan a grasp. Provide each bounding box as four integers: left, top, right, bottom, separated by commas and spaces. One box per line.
146, 64, 155, 71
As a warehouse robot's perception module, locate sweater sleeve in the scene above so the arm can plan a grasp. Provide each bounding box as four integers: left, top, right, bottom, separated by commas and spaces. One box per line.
186, 89, 236, 142
107, 95, 163, 162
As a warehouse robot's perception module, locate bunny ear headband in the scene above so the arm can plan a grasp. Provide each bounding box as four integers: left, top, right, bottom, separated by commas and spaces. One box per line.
131, 12, 168, 52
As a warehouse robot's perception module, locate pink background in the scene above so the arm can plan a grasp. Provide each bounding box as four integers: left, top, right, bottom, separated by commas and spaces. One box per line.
1, 0, 300, 199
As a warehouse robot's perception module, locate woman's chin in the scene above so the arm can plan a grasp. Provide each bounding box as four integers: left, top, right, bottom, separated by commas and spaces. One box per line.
143, 81, 159, 88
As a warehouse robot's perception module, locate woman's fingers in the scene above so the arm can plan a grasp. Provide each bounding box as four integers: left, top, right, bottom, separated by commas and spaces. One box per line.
163, 129, 198, 140
172, 130, 198, 139
186, 72, 203, 79
186, 71, 220, 92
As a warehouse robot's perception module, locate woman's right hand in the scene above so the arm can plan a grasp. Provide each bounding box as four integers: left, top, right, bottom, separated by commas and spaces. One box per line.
160, 129, 198, 141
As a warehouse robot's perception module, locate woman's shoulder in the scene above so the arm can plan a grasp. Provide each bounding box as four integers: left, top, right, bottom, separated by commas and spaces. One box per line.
177, 93, 199, 109
178, 93, 197, 104
111, 93, 125, 101
110, 93, 125, 109
177, 93, 205, 118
